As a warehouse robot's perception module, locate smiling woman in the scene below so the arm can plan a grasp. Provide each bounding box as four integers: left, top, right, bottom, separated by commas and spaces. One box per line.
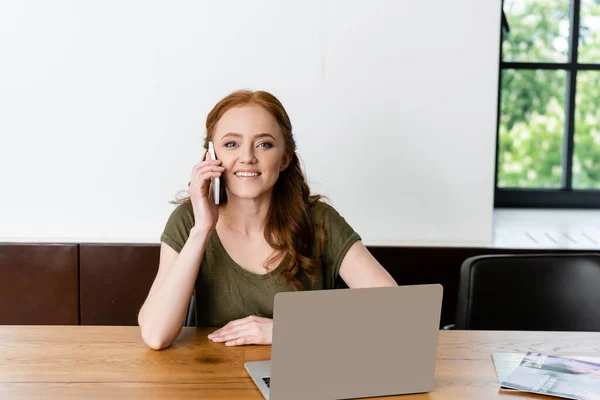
211, 106, 290, 207
136, 89, 397, 350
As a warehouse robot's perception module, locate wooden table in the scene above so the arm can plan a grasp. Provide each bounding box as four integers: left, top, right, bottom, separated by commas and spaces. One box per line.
0, 326, 599, 399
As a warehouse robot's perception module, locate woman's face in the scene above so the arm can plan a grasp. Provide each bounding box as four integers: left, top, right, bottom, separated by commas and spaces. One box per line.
212, 104, 289, 202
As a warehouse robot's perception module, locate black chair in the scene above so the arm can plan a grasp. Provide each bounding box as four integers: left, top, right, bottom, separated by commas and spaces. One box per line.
454, 254, 600, 331
184, 293, 196, 327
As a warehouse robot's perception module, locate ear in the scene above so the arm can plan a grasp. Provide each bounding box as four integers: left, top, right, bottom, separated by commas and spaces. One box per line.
280, 153, 292, 172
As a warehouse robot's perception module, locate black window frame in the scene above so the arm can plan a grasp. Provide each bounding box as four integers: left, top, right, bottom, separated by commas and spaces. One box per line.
494, 0, 600, 209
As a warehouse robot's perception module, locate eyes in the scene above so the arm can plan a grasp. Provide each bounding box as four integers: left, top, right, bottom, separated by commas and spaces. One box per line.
224, 141, 273, 149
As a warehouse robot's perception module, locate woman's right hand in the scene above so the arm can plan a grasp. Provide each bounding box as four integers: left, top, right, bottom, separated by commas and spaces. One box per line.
188, 150, 225, 232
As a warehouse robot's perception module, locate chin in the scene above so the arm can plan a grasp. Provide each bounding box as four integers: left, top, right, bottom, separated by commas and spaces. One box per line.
227, 188, 273, 201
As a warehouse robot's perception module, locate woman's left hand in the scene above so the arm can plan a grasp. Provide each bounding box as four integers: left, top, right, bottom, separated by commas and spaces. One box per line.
208, 315, 273, 346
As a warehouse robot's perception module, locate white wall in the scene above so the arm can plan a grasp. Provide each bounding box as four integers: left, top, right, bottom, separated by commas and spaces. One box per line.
0, 0, 501, 246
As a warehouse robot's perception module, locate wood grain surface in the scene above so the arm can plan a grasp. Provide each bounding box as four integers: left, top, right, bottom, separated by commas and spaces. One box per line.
0, 326, 598, 399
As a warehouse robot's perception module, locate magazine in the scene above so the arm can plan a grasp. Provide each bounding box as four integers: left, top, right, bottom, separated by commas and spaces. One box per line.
498, 352, 600, 400
492, 353, 600, 392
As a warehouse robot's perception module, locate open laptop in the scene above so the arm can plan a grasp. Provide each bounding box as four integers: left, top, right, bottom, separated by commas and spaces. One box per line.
245, 284, 443, 400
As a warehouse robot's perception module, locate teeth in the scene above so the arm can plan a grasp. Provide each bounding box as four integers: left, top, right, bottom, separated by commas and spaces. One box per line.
235, 172, 259, 177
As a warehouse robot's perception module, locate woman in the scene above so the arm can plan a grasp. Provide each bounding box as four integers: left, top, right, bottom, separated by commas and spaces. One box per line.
138, 90, 396, 350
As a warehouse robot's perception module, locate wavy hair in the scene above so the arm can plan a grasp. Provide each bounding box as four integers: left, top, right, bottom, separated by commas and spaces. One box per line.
173, 90, 325, 290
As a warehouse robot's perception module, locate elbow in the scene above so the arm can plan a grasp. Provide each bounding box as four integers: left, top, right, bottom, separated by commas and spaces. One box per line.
141, 326, 172, 351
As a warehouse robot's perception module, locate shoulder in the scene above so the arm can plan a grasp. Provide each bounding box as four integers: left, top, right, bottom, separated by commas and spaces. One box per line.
160, 201, 195, 253
309, 199, 359, 243
166, 201, 195, 226
171, 201, 194, 218
309, 199, 347, 227
309, 198, 332, 219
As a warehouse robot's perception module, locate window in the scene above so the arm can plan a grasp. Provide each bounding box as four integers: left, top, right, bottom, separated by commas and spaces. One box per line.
495, 0, 600, 208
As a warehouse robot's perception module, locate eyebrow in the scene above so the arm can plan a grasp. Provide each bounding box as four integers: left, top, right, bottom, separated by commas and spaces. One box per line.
221, 132, 276, 141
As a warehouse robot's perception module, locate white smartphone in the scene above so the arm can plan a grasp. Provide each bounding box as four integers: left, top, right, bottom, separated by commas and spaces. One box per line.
207, 141, 220, 204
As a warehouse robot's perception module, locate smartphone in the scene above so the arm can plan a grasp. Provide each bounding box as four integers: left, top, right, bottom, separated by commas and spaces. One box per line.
207, 141, 220, 204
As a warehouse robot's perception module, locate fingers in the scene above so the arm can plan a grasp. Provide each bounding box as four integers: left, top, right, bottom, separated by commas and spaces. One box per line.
196, 171, 223, 181
209, 316, 253, 337
211, 328, 253, 344
191, 162, 224, 182
189, 163, 224, 194
197, 159, 222, 168
193, 164, 224, 177
225, 337, 249, 347
189, 149, 223, 189
208, 316, 262, 345
192, 154, 222, 178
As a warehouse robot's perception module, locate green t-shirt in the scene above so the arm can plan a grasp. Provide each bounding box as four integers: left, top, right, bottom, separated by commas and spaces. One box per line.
160, 200, 361, 327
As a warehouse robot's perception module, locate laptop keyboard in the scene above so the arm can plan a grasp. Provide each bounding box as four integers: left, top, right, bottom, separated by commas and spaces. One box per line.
262, 377, 271, 388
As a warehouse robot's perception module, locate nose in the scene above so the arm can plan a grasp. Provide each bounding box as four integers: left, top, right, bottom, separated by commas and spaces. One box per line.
240, 145, 257, 164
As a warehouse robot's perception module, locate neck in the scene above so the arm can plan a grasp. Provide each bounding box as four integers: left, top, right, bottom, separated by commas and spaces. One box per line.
218, 191, 273, 237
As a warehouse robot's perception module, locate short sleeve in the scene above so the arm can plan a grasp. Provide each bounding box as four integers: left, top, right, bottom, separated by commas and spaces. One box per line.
312, 201, 361, 288
160, 202, 195, 253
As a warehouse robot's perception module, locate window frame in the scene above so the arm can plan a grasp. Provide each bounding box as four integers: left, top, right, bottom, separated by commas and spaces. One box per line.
494, 0, 600, 208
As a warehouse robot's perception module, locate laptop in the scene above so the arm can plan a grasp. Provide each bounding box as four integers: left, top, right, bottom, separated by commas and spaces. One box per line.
245, 284, 443, 400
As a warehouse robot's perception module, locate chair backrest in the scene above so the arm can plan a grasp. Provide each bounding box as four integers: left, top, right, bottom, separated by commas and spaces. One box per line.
184, 293, 196, 327
455, 254, 600, 331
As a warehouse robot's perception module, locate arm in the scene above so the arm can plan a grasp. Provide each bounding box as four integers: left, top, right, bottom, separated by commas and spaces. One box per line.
139, 150, 224, 350
339, 241, 397, 288
138, 227, 210, 350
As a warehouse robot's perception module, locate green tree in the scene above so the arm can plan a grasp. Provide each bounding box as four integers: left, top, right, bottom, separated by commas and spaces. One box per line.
498, 0, 600, 189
